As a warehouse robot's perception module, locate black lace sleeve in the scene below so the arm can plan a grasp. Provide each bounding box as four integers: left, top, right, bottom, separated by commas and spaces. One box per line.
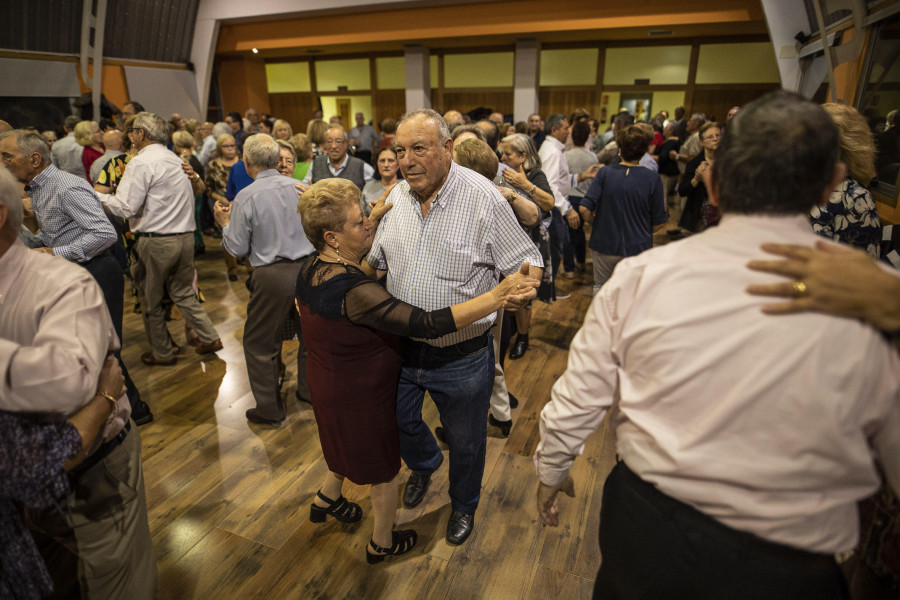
296, 255, 456, 338
344, 279, 456, 338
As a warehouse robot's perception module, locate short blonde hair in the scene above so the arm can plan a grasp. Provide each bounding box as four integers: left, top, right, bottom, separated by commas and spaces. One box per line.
73, 121, 96, 147
454, 138, 498, 180
215, 133, 234, 156
290, 133, 312, 162
273, 119, 293, 140
306, 119, 329, 145
821, 103, 876, 186
298, 178, 360, 252
172, 130, 193, 150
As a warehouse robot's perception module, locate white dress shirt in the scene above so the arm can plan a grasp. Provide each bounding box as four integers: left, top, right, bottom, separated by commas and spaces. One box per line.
536, 214, 900, 554
194, 134, 216, 168
538, 136, 576, 215
96, 143, 195, 234
368, 162, 543, 347
0, 242, 130, 444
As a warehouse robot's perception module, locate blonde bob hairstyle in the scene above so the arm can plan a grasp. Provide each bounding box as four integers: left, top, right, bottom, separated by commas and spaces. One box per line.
298, 178, 361, 252
306, 119, 329, 145
74, 121, 98, 147
272, 119, 293, 141
172, 130, 194, 150
215, 133, 235, 156
290, 133, 312, 162
821, 103, 876, 186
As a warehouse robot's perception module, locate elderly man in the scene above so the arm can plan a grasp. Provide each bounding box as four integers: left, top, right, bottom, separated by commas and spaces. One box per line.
443, 110, 465, 134
348, 112, 379, 165
527, 113, 545, 148
535, 91, 900, 598
96, 112, 222, 366
0, 166, 158, 599
677, 112, 707, 169
488, 112, 504, 127
215, 134, 314, 426
539, 113, 599, 298
0, 130, 153, 424
367, 109, 543, 545
194, 120, 216, 167
50, 115, 86, 179
245, 108, 261, 134
305, 125, 374, 190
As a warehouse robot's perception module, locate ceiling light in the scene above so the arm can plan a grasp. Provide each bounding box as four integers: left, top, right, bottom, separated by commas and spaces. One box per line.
252, 48, 259, 54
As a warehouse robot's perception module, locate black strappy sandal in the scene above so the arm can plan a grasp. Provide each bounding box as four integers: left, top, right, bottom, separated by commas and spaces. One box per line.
366, 529, 418, 564
309, 490, 362, 523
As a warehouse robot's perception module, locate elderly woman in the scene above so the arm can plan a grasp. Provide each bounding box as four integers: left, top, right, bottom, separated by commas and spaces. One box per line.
205, 133, 241, 280
498, 133, 555, 360
275, 139, 296, 177
581, 125, 668, 294
296, 178, 536, 564
173, 131, 206, 255
359, 147, 401, 216
289, 133, 313, 181
74, 120, 104, 185
272, 119, 293, 142
813, 104, 882, 259
306, 119, 329, 159
678, 121, 720, 231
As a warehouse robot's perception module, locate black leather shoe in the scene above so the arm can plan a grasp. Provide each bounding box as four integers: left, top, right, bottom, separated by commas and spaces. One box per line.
509, 338, 528, 360
131, 401, 154, 426
446, 510, 475, 545
246, 408, 283, 427
508, 393, 519, 409
403, 453, 443, 508
488, 414, 512, 437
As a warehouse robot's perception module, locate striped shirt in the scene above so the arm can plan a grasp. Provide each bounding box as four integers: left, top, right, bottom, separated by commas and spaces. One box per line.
27, 164, 116, 263
368, 161, 543, 347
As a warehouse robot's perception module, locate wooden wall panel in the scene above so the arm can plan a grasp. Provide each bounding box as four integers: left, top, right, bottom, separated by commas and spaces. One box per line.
539, 88, 601, 121
268, 93, 318, 132
688, 85, 779, 123
371, 90, 407, 127
435, 90, 513, 118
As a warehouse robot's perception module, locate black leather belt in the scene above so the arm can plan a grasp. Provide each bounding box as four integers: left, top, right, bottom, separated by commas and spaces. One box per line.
136, 231, 191, 238
80, 248, 113, 266
404, 331, 491, 367
69, 420, 131, 478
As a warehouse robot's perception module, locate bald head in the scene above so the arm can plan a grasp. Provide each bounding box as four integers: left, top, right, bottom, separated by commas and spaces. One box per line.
103, 130, 123, 152
443, 110, 464, 132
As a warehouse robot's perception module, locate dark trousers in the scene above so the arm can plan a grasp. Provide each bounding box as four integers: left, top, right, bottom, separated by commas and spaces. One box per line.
82, 252, 143, 414
548, 208, 567, 285
563, 196, 586, 272
594, 462, 850, 600
396, 334, 494, 514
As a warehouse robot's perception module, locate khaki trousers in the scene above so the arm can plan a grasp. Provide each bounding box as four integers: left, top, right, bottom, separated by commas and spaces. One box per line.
27, 426, 159, 600
244, 261, 309, 420
133, 233, 219, 360
488, 308, 511, 422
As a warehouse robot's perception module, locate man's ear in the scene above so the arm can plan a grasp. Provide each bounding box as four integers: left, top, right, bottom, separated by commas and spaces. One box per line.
704, 163, 719, 207
30, 152, 42, 169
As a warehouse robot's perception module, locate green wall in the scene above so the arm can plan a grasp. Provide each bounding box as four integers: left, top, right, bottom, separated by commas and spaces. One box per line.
695, 42, 779, 84
604, 46, 691, 85
540, 49, 598, 86
265, 62, 311, 93
444, 52, 514, 88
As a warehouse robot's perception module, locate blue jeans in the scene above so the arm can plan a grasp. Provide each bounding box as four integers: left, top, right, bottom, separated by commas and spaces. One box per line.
396, 335, 494, 514
548, 208, 567, 284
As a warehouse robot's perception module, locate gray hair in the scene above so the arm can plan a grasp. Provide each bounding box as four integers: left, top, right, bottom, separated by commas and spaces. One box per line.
276, 139, 296, 162
690, 113, 707, 124
399, 109, 451, 144
325, 126, 347, 141
0, 130, 51, 165
243, 134, 280, 170
133, 112, 169, 144
211, 121, 231, 139
500, 133, 541, 171
0, 166, 23, 234
544, 113, 567, 135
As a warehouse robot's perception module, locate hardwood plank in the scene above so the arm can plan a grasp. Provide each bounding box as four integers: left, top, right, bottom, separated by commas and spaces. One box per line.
526, 566, 595, 600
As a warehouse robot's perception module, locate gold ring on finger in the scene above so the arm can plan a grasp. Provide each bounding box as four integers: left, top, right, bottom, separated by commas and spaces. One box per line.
792, 280, 808, 297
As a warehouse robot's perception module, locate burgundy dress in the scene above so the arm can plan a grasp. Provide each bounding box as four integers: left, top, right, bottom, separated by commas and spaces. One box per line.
296, 256, 456, 485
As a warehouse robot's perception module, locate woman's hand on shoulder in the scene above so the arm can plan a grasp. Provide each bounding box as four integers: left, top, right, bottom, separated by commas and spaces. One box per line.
369, 183, 397, 223
492, 263, 540, 308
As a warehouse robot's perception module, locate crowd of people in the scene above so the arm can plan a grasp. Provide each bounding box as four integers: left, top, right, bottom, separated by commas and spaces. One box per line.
0, 90, 898, 599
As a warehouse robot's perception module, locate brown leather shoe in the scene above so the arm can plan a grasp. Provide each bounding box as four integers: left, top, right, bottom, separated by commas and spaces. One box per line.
141, 352, 176, 366
194, 339, 223, 354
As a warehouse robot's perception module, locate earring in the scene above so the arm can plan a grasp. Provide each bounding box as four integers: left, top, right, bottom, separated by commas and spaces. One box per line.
335, 247, 347, 266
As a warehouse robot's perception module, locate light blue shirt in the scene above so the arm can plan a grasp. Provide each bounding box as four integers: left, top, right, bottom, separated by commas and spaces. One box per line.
222, 169, 315, 267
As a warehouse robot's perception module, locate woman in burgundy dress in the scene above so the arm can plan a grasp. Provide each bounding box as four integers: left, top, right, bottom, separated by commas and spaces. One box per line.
296, 178, 537, 564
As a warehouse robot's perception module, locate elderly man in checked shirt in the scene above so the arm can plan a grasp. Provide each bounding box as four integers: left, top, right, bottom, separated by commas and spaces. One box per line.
367, 109, 543, 546
0, 129, 153, 425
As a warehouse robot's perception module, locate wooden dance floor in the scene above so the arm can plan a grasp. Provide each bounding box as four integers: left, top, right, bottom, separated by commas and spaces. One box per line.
125, 237, 617, 599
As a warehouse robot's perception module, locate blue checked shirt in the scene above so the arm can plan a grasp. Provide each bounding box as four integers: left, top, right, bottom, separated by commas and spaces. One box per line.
27, 165, 116, 263
367, 161, 543, 347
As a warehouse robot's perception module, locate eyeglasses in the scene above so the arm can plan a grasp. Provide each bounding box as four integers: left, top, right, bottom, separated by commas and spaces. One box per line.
324, 138, 346, 146
702, 133, 721, 141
